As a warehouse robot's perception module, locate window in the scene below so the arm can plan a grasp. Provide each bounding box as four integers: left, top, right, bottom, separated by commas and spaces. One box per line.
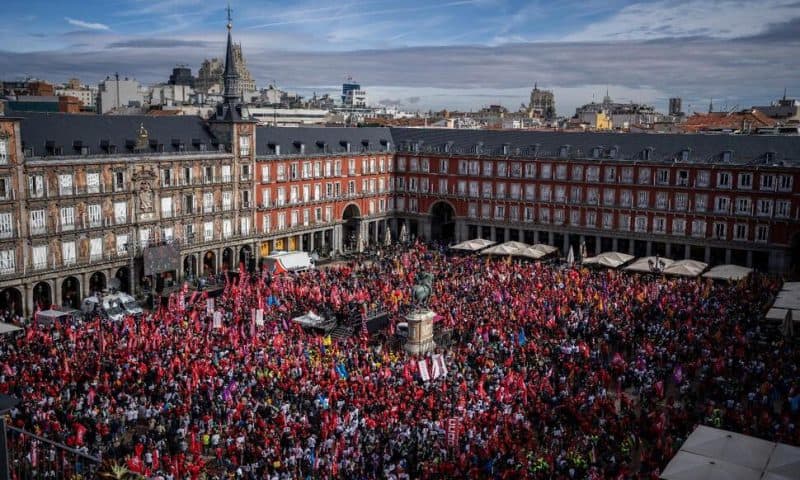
204, 166, 215, 183
396, 157, 406, 172
697, 170, 710, 187
717, 172, 731, 188
277, 213, 286, 230
554, 208, 565, 225
161, 196, 173, 217
0, 213, 12, 238
602, 212, 614, 230
637, 191, 649, 208
571, 165, 584, 181
468, 203, 478, 218
496, 182, 506, 199
28, 174, 44, 198
222, 191, 233, 210
302, 185, 311, 202
261, 188, 271, 207
303, 162, 312, 179
776, 200, 790, 218
220, 165, 232, 182
290, 186, 299, 203
555, 164, 567, 180
509, 205, 519, 220
539, 207, 550, 223
204, 221, 214, 241
30, 209, 46, 234
714, 222, 727, 239
241, 164, 251, 181
116, 234, 129, 255
439, 179, 449, 194
757, 199, 772, 217
325, 206, 333, 222
87, 172, 101, 193
32, 245, 48, 270
734, 224, 747, 241
675, 192, 688, 211
620, 190, 632, 208
139, 228, 151, 247
223, 219, 233, 238
482, 161, 493, 177
656, 169, 669, 185
540, 163, 551, 179
261, 164, 270, 183
409, 157, 418, 173
691, 219, 706, 238
735, 197, 751, 215
314, 184, 322, 200
524, 207, 534, 222
586, 187, 599, 204
586, 166, 600, 182
291, 163, 299, 180
261, 215, 271, 233
618, 214, 631, 231
408, 177, 417, 193
239, 135, 250, 156
0, 249, 15, 273
59, 174, 73, 196
524, 184, 535, 201
778, 174, 793, 192
653, 217, 666, 234
0, 138, 6, 164
524, 163, 536, 178
62, 241, 76, 266
554, 185, 565, 202
738, 173, 752, 189
756, 225, 769, 243
348, 181, 356, 196
481, 204, 491, 219
458, 160, 468, 175
672, 218, 686, 235
497, 162, 507, 177
203, 192, 214, 213
369, 158, 377, 174
114, 171, 124, 191
655, 192, 668, 209
635, 216, 648, 232
715, 196, 730, 213
695, 194, 707, 213
90, 238, 103, 260
638, 168, 651, 185
601, 166, 616, 183
510, 163, 521, 178
540, 185, 552, 202
621, 167, 634, 184
276, 164, 286, 181
676, 170, 689, 187
335, 160, 343, 177
570, 186, 582, 203
494, 205, 505, 220
585, 210, 596, 228
439, 159, 449, 174
162, 227, 174, 242
60, 206, 75, 231
603, 188, 615, 206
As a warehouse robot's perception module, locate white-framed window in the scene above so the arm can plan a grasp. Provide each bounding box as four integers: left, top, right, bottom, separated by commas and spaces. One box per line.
738, 172, 752, 189
539, 185, 552, 202
59, 174, 73, 196
524, 206, 534, 222
509, 162, 521, 178
776, 200, 791, 218
778, 174, 793, 192
277, 187, 286, 206
291, 210, 299, 226
261, 188, 271, 207
713, 222, 727, 239
524, 163, 536, 178
760, 174, 774, 191
32, 245, 48, 270
30, 209, 46, 234
539, 207, 550, 223
496, 162, 507, 177
715, 196, 730, 214
524, 184, 535, 201
204, 221, 214, 241
691, 219, 706, 238
756, 224, 769, 243
496, 182, 507, 199
222, 191, 232, 210
87, 172, 101, 193
277, 213, 286, 229
653, 217, 666, 234
116, 234, 128, 255
620, 190, 632, 208
695, 194, 707, 213
262, 215, 271, 233
438, 179, 449, 194
276, 164, 286, 181
162, 227, 174, 241
672, 218, 686, 235
696, 170, 710, 187
239, 217, 250, 236
586, 187, 599, 204
735, 197, 751, 215
509, 205, 519, 220
60, 206, 75, 231
482, 161, 493, 177
540, 163, 552, 179
0, 138, 7, 164
602, 212, 614, 229
571, 165, 584, 181
655, 191, 668, 209
638, 167, 651, 185
325, 207, 333, 222
396, 157, 406, 172
603, 188, 615, 206
139, 228, 151, 247
28, 174, 44, 198
222, 219, 232, 238
675, 192, 688, 211
302, 184, 311, 202
555, 164, 567, 180
656, 169, 669, 185
554, 208, 565, 225
717, 171, 731, 188
734, 223, 747, 241
635, 216, 648, 232
676, 170, 689, 187
62, 241, 76, 265
0, 249, 15, 273
618, 214, 631, 231
757, 199, 772, 217
468, 203, 478, 218
605, 166, 616, 183
239, 135, 250, 156
586, 166, 600, 182
161, 196, 173, 217
621, 167, 634, 184
0, 212, 12, 239
220, 165, 232, 183
303, 162, 312, 179
203, 192, 214, 213
439, 159, 449, 174
554, 185, 565, 202
289, 163, 299, 180
481, 203, 491, 219
637, 191, 649, 208
585, 210, 596, 228
570, 186, 582, 203
570, 209, 580, 226
261, 164, 270, 183
408, 157, 418, 173
90, 237, 103, 261
494, 205, 505, 220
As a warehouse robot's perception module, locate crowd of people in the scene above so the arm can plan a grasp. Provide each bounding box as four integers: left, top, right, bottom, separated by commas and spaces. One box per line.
0, 242, 798, 479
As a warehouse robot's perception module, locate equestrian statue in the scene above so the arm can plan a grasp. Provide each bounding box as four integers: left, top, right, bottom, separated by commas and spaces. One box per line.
411, 271, 435, 309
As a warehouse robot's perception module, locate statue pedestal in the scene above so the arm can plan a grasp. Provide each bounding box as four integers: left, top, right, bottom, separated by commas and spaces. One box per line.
404, 309, 436, 355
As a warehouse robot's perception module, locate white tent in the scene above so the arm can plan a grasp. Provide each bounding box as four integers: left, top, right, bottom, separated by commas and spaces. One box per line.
680, 426, 775, 471
661, 451, 762, 480
582, 251, 635, 269
519, 244, 558, 260
480, 241, 529, 256
0, 323, 22, 335
765, 443, 800, 479
451, 238, 496, 252
702, 264, 753, 281
624, 256, 676, 273
663, 259, 708, 277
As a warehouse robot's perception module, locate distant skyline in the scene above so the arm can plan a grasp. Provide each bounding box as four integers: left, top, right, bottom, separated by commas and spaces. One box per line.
1, 0, 798, 115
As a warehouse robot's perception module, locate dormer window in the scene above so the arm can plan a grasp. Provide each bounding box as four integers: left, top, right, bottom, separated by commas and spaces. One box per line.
294, 141, 305, 154
722, 150, 733, 163
591, 147, 601, 159
680, 149, 690, 162
341, 140, 351, 153
559, 145, 569, 158
642, 147, 653, 161
765, 151, 776, 162
475, 142, 483, 155
608, 147, 619, 159
444, 141, 453, 154
502, 143, 510, 156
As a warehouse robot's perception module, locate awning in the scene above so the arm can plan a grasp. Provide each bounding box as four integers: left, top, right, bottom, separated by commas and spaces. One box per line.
518, 244, 558, 260
663, 259, 708, 277
702, 264, 753, 281
624, 256, 676, 273
480, 241, 530, 256
661, 451, 762, 480
450, 238, 496, 252
0, 323, 22, 335
582, 251, 635, 269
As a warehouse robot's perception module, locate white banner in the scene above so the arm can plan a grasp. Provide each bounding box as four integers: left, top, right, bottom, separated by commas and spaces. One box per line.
213, 311, 223, 329
206, 298, 215, 316
418, 359, 430, 382
255, 308, 264, 326
431, 354, 448, 379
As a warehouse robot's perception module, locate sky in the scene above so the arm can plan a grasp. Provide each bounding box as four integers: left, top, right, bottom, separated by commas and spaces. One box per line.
1, 0, 799, 116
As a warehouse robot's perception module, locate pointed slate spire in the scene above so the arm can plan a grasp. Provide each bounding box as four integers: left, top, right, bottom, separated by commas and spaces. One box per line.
222, 4, 239, 105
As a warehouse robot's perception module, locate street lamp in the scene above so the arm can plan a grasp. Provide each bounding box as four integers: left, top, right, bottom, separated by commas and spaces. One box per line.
648, 254, 666, 275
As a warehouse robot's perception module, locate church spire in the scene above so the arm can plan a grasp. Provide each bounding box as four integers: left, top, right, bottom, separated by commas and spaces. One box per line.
222, 4, 239, 105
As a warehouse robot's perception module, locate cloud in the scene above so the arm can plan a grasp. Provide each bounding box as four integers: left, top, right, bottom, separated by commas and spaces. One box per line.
65, 17, 110, 31
107, 38, 215, 49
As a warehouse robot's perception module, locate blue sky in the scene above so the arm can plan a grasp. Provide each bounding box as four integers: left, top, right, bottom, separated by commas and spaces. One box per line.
2, 0, 799, 114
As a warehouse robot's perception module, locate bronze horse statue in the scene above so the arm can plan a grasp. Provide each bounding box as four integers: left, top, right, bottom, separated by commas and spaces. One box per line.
411, 272, 435, 308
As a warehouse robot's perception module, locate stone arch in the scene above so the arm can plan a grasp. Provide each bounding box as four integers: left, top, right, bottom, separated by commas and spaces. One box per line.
32, 282, 52, 310
222, 247, 234, 272
115, 267, 131, 294
0, 287, 23, 318
89, 271, 106, 294
342, 203, 361, 252
429, 201, 457, 242
61, 276, 81, 309
239, 245, 253, 271
183, 255, 197, 279
203, 250, 216, 276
